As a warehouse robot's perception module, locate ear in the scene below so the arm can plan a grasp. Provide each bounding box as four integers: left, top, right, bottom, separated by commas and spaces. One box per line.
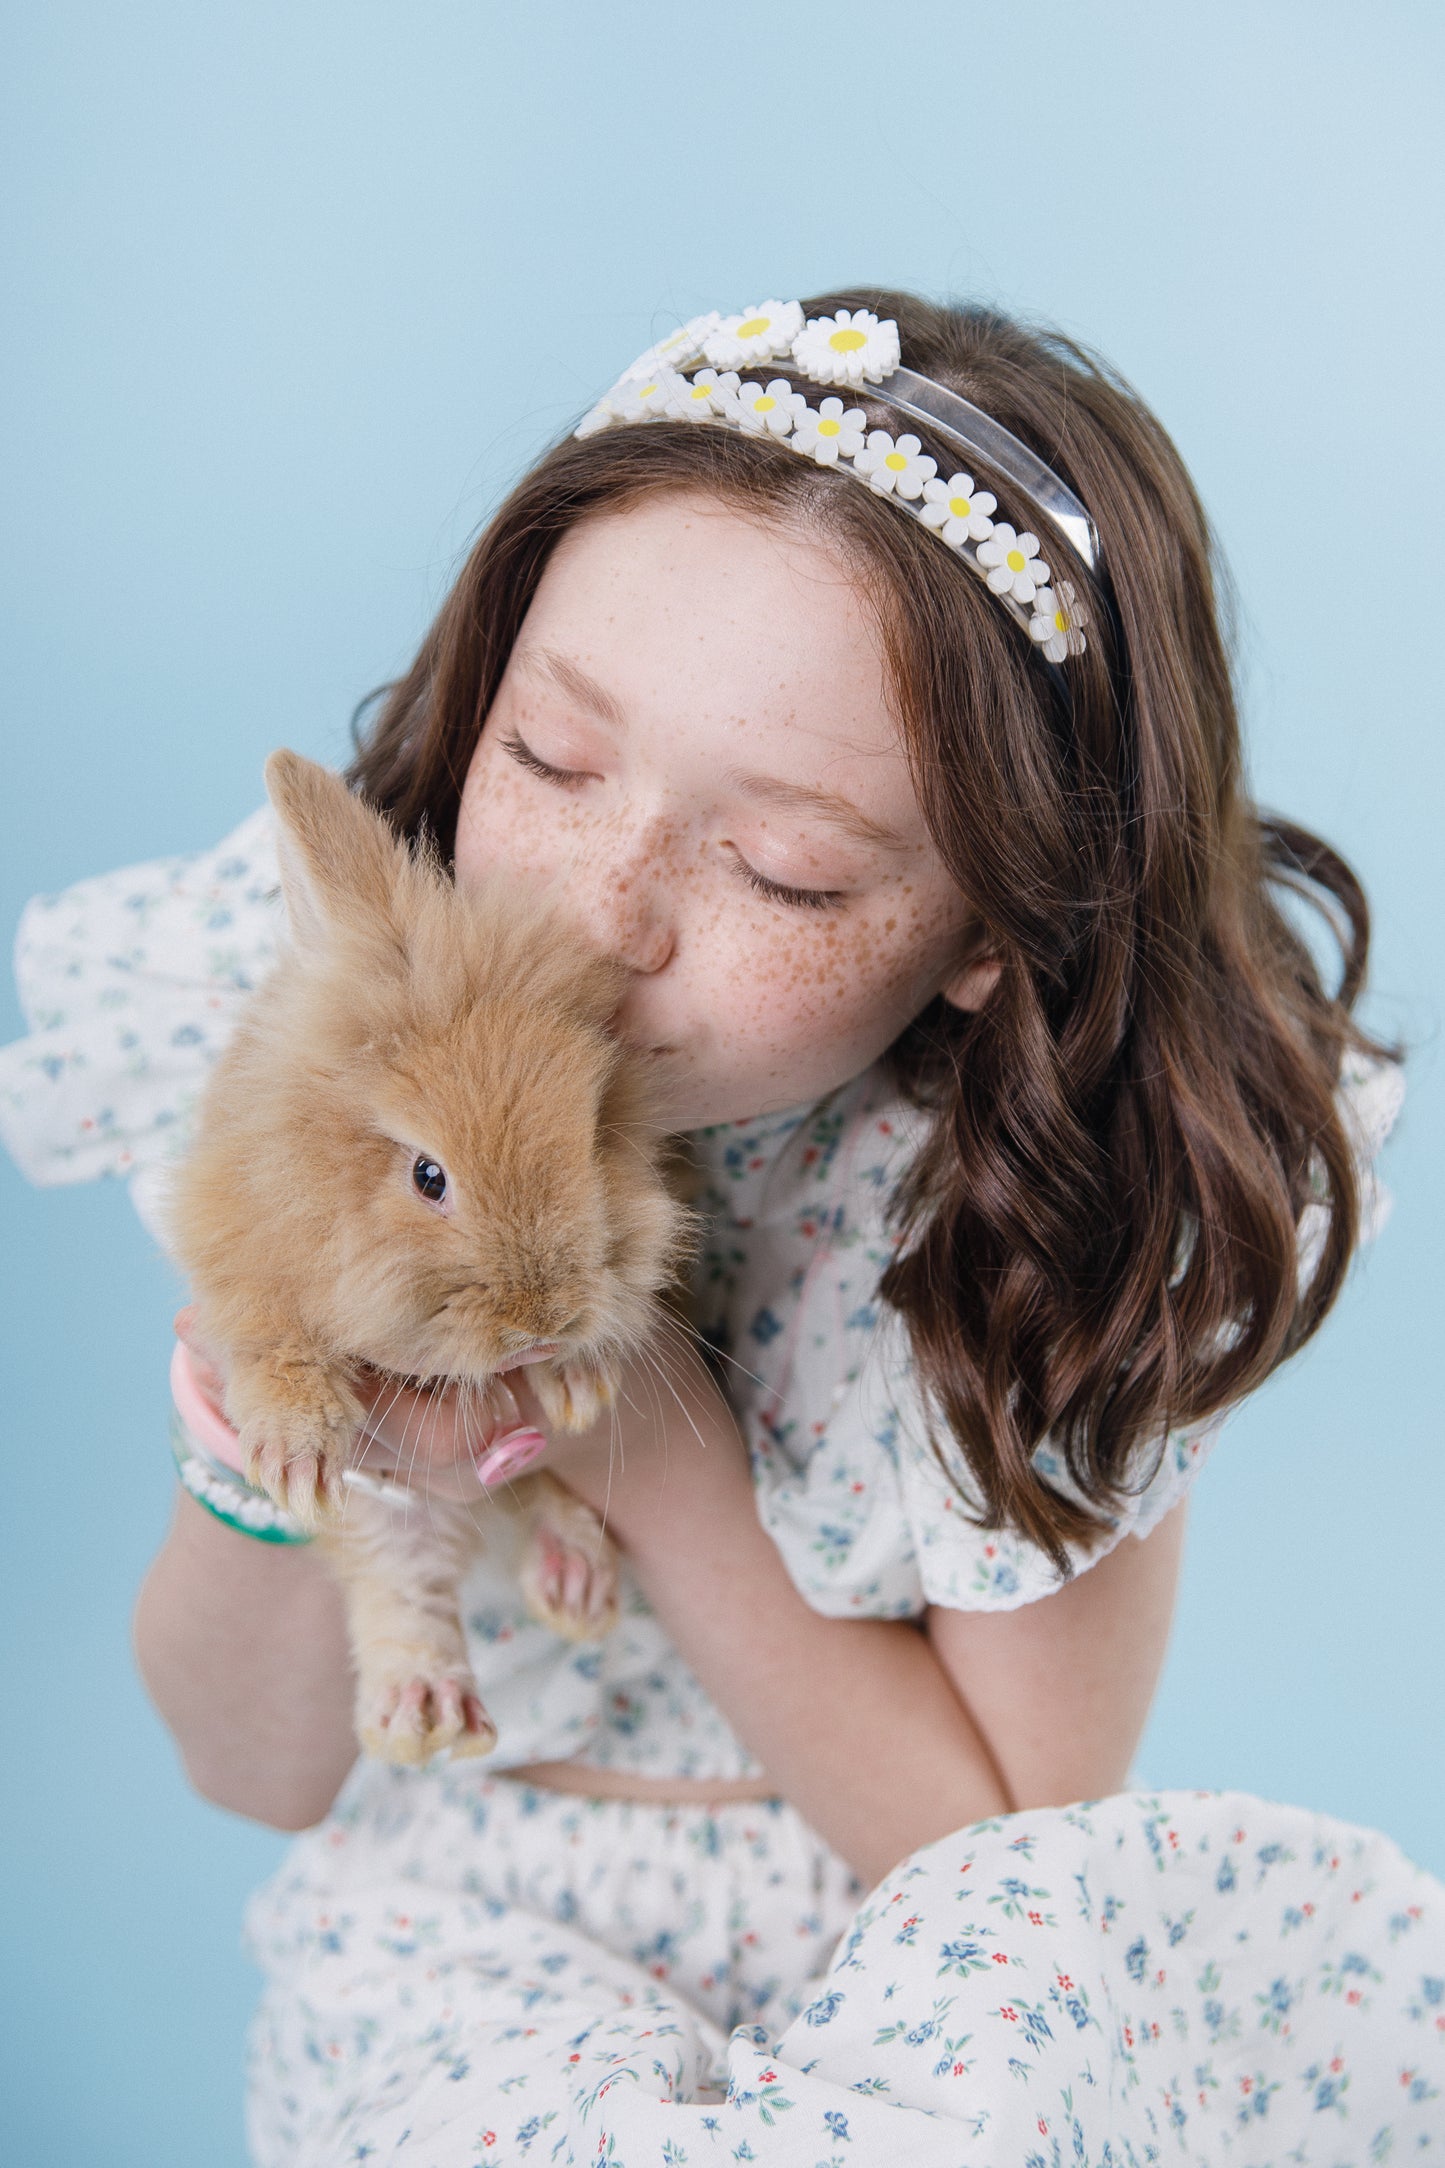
264, 750, 402, 958
939, 949, 1002, 1015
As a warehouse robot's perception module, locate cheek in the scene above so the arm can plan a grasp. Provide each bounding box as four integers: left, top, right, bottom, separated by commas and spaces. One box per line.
455, 742, 569, 889
727, 901, 946, 1059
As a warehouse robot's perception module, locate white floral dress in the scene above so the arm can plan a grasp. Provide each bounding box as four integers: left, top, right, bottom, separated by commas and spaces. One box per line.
3, 809, 1439, 2165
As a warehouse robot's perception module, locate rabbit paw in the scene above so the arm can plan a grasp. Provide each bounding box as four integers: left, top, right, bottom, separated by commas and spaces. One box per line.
241, 1411, 349, 1530
519, 1503, 620, 1643
529, 1357, 618, 1435
357, 1671, 497, 1766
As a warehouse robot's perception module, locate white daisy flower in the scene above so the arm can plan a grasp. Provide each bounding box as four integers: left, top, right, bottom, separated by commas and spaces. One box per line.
1028, 580, 1088, 662
976, 522, 1050, 603
851, 429, 937, 500
619, 311, 722, 385
734, 378, 801, 437
702, 300, 804, 373
791, 308, 901, 388
603, 370, 688, 426
667, 368, 740, 422
790, 396, 867, 465
919, 472, 998, 547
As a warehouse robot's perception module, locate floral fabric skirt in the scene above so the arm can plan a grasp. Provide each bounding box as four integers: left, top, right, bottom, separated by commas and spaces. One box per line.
245, 1770, 1444, 2166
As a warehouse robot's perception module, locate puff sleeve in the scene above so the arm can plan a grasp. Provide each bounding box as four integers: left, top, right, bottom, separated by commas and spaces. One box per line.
691, 1052, 1404, 1620
0, 808, 282, 1247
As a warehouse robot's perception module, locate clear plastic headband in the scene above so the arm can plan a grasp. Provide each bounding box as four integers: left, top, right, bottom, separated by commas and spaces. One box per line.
574, 301, 1101, 667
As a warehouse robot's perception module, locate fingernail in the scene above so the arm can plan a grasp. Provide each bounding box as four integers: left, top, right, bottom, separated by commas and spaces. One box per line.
473, 1428, 547, 1487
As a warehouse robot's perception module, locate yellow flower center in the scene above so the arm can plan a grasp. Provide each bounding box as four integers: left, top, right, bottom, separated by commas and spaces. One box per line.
1006, 547, 1027, 573
884, 451, 908, 472
736, 315, 771, 339
752, 393, 777, 413
689, 383, 712, 402
817, 417, 841, 437
829, 327, 868, 353
948, 496, 972, 518
1054, 610, 1069, 633
638, 381, 659, 400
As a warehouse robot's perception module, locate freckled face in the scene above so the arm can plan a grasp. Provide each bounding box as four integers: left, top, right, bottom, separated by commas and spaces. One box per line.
454, 494, 988, 1128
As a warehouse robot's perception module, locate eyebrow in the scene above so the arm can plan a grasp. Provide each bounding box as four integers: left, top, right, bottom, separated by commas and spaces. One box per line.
721, 769, 906, 851
517, 645, 628, 732
517, 643, 906, 852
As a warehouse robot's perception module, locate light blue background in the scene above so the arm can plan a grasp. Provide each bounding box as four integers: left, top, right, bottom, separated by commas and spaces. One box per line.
2, 5, 1441, 2160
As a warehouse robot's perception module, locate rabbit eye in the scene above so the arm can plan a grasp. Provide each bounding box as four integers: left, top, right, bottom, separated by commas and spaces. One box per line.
412, 1156, 448, 1203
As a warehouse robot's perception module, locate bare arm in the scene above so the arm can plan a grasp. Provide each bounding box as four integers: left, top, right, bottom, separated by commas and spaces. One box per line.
925, 1499, 1187, 1809
133, 1491, 358, 1830
533, 1347, 1183, 1881
536, 1351, 1011, 1884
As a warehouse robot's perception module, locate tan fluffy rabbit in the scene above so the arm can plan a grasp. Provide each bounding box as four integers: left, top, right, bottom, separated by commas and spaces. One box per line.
169, 751, 689, 1765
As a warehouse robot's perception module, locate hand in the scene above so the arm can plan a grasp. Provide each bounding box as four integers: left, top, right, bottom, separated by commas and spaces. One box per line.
172, 1308, 554, 1507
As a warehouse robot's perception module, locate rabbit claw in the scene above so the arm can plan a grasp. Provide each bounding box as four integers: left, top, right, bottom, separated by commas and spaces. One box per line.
520, 1497, 620, 1643
242, 1419, 348, 1530
358, 1672, 497, 1765
529, 1357, 618, 1435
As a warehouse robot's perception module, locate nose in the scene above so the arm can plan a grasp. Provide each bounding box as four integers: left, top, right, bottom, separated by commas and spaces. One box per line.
574, 823, 676, 976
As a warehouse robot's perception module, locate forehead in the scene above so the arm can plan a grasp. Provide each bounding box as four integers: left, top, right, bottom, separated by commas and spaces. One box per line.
512, 494, 912, 799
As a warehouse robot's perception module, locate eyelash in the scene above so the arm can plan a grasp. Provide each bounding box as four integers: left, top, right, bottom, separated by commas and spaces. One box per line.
501, 732, 844, 913
735, 861, 844, 912
501, 734, 587, 786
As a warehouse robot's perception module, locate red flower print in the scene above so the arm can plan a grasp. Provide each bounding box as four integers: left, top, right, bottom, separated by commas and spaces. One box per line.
1330, 2056, 1344, 2074
1240, 2077, 1253, 2095
1000, 2006, 1018, 2022
851, 1480, 866, 1494
1056, 1973, 1073, 1989
569, 2053, 581, 2063
1167, 1829, 1179, 1849
952, 2061, 967, 2075
1232, 1829, 1246, 1845
1402, 2069, 1416, 2087
991, 1952, 1009, 1964
878, 1120, 892, 1136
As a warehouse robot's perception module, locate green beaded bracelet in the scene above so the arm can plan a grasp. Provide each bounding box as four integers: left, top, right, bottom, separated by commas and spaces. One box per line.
170, 1410, 313, 1545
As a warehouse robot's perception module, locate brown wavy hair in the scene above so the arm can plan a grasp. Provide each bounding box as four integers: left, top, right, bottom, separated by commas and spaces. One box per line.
349, 287, 1390, 1571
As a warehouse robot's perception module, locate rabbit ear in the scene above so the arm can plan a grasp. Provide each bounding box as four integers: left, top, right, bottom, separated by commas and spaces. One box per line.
264, 750, 402, 957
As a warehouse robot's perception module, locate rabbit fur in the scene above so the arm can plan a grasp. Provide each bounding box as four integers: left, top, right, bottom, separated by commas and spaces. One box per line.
168, 751, 689, 1765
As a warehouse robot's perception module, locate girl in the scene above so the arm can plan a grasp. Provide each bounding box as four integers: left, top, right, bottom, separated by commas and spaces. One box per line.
2, 289, 1438, 2162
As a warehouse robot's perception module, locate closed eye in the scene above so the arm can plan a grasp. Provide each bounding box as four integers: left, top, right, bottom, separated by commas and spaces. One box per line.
501, 733, 594, 786
731, 851, 844, 912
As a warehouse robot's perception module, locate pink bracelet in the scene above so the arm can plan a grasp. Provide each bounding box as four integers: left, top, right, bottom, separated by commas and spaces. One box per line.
168, 1339, 549, 1490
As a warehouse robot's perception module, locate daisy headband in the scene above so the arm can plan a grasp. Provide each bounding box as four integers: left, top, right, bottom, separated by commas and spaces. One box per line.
574, 301, 1101, 666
